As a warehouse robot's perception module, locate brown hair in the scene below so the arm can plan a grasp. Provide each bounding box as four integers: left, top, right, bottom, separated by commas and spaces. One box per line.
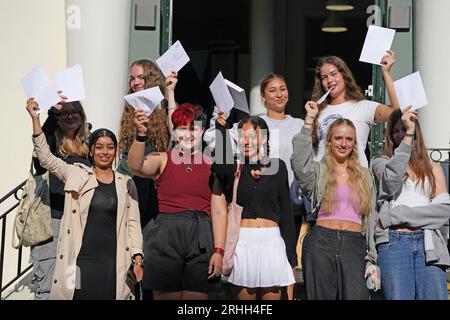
311, 56, 366, 151
55, 101, 89, 158
321, 118, 372, 215
260, 73, 287, 97
384, 109, 436, 196
118, 59, 171, 153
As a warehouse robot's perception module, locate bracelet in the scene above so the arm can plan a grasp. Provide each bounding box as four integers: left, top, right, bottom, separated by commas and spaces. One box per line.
136, 134, 148, 142
304, 122, 314, 126
168, 106, 176, 110
213, 247, 224, 256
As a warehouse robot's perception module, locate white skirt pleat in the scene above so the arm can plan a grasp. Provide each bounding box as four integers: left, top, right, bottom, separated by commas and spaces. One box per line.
227, 227, 295, 288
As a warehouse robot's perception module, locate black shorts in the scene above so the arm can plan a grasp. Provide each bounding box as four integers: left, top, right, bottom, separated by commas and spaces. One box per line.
142, 211, 221, 292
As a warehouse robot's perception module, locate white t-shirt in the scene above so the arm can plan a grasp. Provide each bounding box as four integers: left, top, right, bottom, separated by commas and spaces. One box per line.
260, 115, 304, 187
314, 100, 379, 168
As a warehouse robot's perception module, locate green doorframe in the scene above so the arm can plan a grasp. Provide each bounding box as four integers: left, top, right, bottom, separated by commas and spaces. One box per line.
160, 0, 172, 54
370, 0, 388, 157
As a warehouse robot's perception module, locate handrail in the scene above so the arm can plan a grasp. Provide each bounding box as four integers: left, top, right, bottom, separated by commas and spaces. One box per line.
0, 179, 31, 299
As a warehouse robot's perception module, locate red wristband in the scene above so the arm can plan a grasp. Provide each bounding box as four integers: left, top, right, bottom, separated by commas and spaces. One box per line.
213, 247, 224, 256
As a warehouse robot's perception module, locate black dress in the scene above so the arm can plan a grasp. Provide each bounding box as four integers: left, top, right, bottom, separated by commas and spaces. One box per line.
73, 178, 118, 300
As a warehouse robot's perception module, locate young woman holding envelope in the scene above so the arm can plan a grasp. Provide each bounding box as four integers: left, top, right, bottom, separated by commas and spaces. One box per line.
128, 103, 225, 300
370, 108, 450, 300
310, 52, 399, 167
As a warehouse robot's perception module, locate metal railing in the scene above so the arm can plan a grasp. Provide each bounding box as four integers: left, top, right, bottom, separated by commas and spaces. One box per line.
0, 179, 32, 299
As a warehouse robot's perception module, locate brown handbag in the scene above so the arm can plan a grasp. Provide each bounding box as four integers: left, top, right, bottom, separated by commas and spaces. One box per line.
222, 163, 243, 276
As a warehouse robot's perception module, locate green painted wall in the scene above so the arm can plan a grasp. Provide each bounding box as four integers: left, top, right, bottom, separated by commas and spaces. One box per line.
128, 0, 162, 66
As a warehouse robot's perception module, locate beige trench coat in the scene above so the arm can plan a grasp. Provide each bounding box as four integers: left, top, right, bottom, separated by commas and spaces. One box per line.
33, 133, 143, 300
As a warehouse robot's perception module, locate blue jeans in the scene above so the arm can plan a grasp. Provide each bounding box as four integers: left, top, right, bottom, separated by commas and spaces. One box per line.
377, 230, 448, 300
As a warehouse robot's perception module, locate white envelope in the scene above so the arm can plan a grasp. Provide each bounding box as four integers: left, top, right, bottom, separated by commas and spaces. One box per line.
124, 86, 165, 116
21, 66, 60, 113
56, 64, 86, 102
359, 25, 396, 65
156, 40, 190, 77
394, 71, 428, 111
225, 79, 249, 114
209, 72, 234, 116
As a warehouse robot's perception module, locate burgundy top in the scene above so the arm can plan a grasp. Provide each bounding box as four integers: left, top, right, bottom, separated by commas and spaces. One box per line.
156, 150, 212, 215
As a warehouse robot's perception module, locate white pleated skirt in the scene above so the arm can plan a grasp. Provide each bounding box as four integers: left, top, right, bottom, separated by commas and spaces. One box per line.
227, 227, 295, 288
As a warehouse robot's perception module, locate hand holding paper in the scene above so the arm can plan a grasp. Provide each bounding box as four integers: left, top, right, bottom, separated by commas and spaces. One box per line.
156, 40, 190, 77
21, 66, 60, 113
124, 86, 165, 116
209, 72, 234, 116
359, 25, 396, 65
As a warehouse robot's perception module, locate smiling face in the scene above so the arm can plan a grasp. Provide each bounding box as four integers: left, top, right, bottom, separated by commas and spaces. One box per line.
319, 63, 346, 100
130, 64, 145, 92
262, 78, 289, 113
239, 122, 267, 161
175, 123, 204, 154
57, 103, 83, 132
328, 124, 356, 163
91, 136, 116, 169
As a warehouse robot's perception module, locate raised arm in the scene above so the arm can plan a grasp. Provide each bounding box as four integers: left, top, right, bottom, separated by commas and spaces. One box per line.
290, 101, 319, 198
374, 51, 401, 123
371, 107, 417, 201
203, 107, 239, 152
26, 98, 69, 182
165, 70, 178, 139
127, 108, 165, 179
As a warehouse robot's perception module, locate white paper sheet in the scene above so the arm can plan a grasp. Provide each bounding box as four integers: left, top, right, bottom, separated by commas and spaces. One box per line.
394, 71, 428, 111
209, 72, 234, 115
316, 89, 331, 105
225, 79, 249, 114
21, 66, 60, 113
359, 25, 396, 65
156, 40, 190, 77
56, 64, 86, 102
124, 86, 165, 116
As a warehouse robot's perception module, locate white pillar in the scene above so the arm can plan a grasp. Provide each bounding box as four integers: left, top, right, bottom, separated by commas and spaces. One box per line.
415, 0, 450, 149
65, 0, 131, 135
249, 0, 274, 116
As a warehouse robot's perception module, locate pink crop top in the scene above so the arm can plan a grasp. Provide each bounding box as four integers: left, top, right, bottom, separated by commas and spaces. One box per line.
317, 184, 362, 225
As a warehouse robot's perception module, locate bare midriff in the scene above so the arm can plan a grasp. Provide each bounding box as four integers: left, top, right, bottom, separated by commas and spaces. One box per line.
316, 219, 362, 232
240, 217, 278, 228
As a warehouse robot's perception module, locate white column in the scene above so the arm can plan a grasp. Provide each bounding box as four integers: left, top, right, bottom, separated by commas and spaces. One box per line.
249, 0, 274, 116
65, 0, 131, 135
415, 0, 450, 149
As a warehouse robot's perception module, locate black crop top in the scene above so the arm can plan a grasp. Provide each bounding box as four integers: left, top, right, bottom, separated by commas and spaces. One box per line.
211, 122, 297, 267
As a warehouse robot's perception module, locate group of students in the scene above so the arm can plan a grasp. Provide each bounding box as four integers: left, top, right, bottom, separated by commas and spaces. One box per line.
25, 49, 450, 300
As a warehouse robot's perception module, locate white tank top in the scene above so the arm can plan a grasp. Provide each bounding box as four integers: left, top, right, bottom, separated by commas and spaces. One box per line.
393, 178, 431, 208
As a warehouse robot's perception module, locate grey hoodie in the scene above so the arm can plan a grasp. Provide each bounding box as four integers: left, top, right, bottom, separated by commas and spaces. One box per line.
371, 142, 450, 268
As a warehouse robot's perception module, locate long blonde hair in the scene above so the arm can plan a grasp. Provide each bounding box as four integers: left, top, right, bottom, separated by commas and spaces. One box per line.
311, 56, 366, 152
55, 101, 89, 158
119, 59, 171, 153
321, 118, 372, 215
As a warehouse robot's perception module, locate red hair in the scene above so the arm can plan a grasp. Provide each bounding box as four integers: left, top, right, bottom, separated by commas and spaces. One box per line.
171, 103, 207, 129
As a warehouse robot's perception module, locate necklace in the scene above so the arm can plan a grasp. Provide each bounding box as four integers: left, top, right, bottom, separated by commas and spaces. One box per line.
185, 164, 193, 173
